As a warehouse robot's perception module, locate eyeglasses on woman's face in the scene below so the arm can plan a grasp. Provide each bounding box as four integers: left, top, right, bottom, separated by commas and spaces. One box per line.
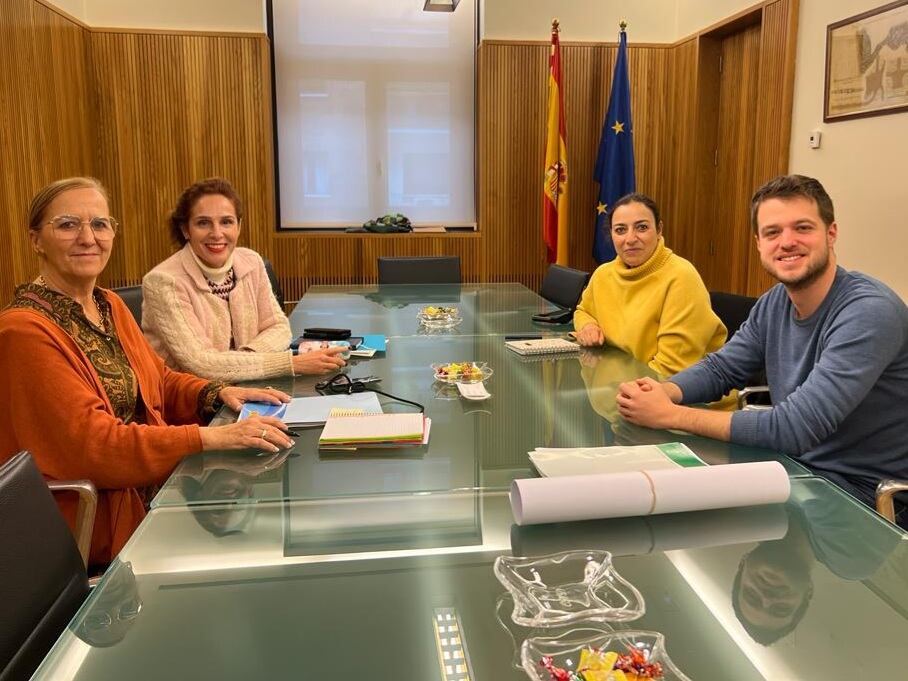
44, 215, 119, 242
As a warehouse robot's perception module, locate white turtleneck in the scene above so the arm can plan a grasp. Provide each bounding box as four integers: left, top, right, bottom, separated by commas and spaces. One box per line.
188, 246, 234, 284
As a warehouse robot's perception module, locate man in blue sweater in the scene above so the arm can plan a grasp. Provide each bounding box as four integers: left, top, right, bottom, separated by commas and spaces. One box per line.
616, 175, 908, 523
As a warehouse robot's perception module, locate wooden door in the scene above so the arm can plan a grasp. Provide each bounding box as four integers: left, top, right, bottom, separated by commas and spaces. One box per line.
703, 24, 761, 293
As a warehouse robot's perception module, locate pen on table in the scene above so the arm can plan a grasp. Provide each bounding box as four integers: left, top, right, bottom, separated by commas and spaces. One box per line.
505, 334, 542, 341
287, 428, 302, 437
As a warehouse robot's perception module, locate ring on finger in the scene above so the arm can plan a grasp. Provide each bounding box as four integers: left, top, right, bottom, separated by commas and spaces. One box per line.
260, 428, 267, 439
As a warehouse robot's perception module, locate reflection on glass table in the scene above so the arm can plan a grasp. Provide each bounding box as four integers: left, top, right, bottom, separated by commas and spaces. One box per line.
288, 283, 568, 337
153, 342, 810, 509
35, 479, 908, 681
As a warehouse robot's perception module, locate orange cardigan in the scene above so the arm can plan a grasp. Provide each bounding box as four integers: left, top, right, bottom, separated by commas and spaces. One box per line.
0, 289, 206, 565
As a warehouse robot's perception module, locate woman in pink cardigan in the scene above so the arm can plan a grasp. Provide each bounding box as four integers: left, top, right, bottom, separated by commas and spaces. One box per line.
142, 178, 346, 382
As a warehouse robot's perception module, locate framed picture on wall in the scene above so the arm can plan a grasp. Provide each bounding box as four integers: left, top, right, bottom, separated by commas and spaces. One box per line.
824, 0, 908, 122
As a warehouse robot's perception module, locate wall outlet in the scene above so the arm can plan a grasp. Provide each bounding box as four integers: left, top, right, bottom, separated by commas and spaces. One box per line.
809, 130, 822, 149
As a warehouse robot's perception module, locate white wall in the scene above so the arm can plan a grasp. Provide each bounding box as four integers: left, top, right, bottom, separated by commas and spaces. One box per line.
674, 0, 754, 39
788, 0, 908, 300
44, 0, 85, 21
46, 0, 265, 32
483, 0, 678, 43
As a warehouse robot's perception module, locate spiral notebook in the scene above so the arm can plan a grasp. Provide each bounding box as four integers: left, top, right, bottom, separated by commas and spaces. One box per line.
504, 338, 579, 356
318, 411, 430, 449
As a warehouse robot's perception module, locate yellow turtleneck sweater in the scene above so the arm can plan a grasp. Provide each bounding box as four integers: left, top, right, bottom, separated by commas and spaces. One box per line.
573, 236, 727, 377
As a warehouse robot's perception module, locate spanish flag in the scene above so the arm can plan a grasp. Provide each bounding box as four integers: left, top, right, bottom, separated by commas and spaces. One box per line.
543, 19, 568, 265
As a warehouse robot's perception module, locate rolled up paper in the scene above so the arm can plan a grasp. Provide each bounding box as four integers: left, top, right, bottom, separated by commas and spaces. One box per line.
510, 461, 790, 526
510, 504, 789, 557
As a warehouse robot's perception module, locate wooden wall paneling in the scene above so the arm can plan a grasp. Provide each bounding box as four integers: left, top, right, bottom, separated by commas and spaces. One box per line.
87, 31, 275, 290
562, 43, 612, 275
690, 34, 723, 289
710, 22, 762, 293
663, 39, 698, 261
747, 0, 799, 296
0, 0, 93, 305
1, 2, 797, 307
271, 234, 362, 304
477, 43, 549, 289
477, 41, 675, 286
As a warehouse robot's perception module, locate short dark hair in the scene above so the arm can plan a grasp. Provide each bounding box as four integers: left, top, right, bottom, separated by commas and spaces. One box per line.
607, 193, 662, 231
731, 552, 814, 646
169, 177, 245, 247
750, 174, 835, 234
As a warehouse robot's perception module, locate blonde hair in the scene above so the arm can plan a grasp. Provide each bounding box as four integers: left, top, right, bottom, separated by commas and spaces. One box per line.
27, 177, 110, 230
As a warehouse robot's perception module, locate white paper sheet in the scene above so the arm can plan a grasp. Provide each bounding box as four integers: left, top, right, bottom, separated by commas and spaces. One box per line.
510, 461, 790, 526
530, 443, 703, 477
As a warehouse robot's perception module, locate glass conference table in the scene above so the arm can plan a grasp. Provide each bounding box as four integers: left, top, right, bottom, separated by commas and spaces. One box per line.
33, 477, 908, 681
287, 283, 569, 337
151, 281, 808, 509
152, 337, 808, 509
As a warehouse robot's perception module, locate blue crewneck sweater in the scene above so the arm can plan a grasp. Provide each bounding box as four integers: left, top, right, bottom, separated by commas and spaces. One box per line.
671, 267, 908, 505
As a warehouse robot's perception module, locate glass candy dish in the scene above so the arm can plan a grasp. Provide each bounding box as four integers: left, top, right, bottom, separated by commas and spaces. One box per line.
417, 305, 462, 329
494, 550, 644, 627
521, 628, 691, 681
432, 361, 493, 384
496, 593, 617, 672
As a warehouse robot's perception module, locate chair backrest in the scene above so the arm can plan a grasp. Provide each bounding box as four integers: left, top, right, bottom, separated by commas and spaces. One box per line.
709, 291, 758, 340
0, 452, 89, 681
377, 256, 462, 285
540, 264, 591, 310
112, 285, 143, 326
262, 258, 285, 309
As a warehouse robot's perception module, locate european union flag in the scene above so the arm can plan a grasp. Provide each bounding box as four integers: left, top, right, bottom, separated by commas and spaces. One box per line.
593, 26, 635, 264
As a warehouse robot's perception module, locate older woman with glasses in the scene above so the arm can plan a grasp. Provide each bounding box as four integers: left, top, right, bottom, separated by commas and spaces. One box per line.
0, 176, 295, 568
141, 177, 346, 382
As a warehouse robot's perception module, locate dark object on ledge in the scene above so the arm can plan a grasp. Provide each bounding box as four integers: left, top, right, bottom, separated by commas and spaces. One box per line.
363, 213, 412, 233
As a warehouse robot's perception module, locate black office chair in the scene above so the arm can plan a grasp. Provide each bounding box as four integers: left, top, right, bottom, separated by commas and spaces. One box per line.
540, 264, 590, 310
262, 258, 285, 309
709, 291, 757, 340
0, 452, 95, 681
533, 264, 591, 324
709, 291, 771, 409
112, 285, 143, 327
377, 256, 462, 285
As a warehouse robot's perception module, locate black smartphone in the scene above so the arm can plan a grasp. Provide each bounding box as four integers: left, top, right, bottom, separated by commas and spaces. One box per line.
532, 309, 573, 324
303, 327, 351, 340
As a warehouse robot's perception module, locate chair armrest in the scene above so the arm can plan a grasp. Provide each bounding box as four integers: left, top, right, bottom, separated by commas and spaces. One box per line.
737, 386, 771, 410
47, 479, 98, 567
876, 479, 908, 524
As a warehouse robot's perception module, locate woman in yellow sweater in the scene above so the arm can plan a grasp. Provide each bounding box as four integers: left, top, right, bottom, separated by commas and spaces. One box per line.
574, 193, 726, 377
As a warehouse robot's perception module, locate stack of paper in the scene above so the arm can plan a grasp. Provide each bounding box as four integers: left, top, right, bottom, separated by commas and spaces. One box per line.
529, 443, 705, 477
318, 412, 430, 449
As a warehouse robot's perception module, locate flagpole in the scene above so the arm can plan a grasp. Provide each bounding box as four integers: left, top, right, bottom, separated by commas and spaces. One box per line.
543, 16, 569, 265
591, 19, 635, 264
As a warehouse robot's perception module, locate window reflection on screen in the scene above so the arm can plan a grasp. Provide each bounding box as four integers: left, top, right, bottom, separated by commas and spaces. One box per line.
387, 82, 451, 209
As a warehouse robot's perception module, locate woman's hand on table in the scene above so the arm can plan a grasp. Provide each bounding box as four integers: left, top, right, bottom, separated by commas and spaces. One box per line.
292, 346, 347, 375
217, 385, 291, 412
200, 415, 293, 452
576, 323, 606, 347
